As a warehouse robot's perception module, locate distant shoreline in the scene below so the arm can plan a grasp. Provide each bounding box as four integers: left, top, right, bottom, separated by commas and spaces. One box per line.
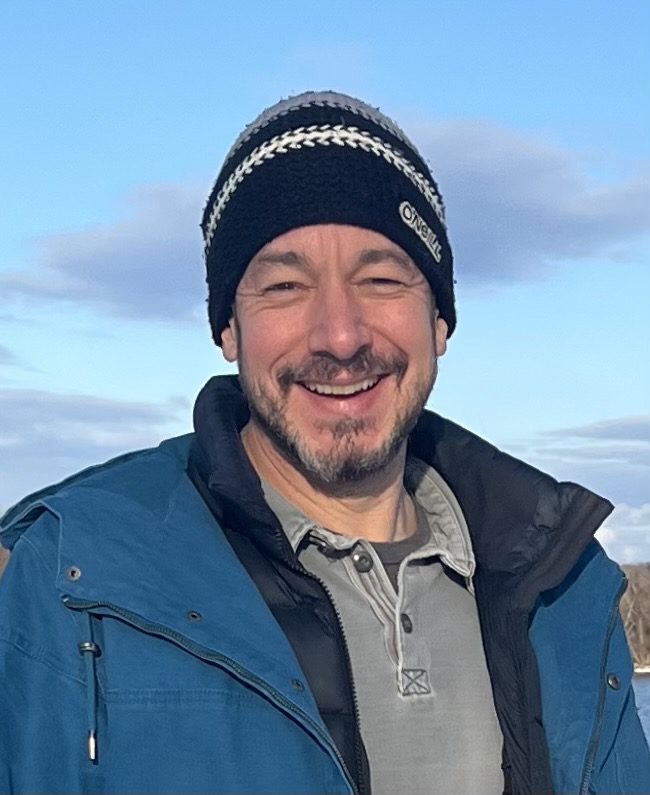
635, 667, 650, 675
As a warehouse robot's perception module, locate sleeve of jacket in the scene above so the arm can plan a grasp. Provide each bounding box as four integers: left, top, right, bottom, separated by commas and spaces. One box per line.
0, 513, 90, 794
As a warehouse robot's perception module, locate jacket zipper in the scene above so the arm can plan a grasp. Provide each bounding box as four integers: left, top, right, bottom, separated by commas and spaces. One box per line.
295, 566, 366, 795
64, 597, 356, 795
268, 532, 365, 795
189, 467, 365, 795
578, 573, 628, 795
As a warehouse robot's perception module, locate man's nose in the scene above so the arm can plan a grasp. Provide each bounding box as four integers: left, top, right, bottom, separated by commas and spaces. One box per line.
307, 285, 373, 361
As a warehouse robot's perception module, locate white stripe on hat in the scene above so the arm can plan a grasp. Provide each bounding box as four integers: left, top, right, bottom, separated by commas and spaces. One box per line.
203, 123, 446, 254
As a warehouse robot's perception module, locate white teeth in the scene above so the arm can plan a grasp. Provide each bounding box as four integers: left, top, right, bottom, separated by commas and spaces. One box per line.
303, 377, 380, 396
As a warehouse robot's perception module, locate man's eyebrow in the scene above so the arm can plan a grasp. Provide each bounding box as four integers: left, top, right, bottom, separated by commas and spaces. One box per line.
356, 248, 415, 272
251, 247, 415, 272
253, 251, 310, 268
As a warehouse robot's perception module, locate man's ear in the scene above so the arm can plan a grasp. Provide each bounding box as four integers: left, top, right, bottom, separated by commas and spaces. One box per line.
220, 315, 239, 362
434, 315, 448, 357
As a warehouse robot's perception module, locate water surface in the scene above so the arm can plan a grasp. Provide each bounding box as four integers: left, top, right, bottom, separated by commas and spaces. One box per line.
633, 675, 650, 742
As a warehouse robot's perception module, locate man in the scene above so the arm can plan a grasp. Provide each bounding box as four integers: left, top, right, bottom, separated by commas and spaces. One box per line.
1, 92, 648, 795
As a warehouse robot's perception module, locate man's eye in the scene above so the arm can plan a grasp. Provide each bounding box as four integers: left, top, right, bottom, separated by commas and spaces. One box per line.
264, 281, 301, 292
366, 278, 405, 287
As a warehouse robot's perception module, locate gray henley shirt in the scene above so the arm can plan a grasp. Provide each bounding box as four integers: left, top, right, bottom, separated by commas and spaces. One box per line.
261, 457, 503, 795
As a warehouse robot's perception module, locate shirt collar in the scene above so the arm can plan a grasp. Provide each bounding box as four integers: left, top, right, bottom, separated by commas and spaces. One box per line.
260, 455, 476, 588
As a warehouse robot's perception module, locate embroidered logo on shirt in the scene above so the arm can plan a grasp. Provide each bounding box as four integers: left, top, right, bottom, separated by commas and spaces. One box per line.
400, 668, 431, 696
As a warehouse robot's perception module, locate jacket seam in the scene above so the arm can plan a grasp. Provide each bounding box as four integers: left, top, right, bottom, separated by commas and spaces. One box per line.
0, 635, 85, 685
18, 532, 57, 572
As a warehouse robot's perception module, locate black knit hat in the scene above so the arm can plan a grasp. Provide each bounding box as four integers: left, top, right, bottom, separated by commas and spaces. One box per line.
202, 91, 456, 344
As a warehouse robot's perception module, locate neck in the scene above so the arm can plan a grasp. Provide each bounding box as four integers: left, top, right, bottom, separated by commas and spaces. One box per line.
241, 422, 417, 543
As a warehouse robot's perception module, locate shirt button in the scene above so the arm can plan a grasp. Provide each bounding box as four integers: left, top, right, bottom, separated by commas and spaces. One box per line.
400, 613, 413, 633
352, 550, 373, 572
606, 673, 621, 690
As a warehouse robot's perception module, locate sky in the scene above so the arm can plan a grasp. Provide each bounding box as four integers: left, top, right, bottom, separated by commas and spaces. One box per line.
1, 0, 649, 561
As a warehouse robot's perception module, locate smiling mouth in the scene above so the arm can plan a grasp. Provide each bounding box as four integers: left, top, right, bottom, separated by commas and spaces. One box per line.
298, 376, 385, 397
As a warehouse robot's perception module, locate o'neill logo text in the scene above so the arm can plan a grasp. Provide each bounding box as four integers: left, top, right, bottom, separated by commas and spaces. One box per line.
399, 201, 442, 263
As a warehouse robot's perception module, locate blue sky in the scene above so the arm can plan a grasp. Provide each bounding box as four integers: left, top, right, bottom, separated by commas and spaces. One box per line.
1, 0, 649, 560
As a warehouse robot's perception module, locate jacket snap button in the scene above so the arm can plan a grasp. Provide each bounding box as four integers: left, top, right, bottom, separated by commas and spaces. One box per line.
292, 678, 305, 692
352, 550, 373, 573
606, 673, 621, 690
66, 566, 82, 581
186, 610, 202, 622
400, 613, 413, 633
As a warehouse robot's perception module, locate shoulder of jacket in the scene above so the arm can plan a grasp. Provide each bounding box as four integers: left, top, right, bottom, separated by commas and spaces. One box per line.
0, 434, 195, 551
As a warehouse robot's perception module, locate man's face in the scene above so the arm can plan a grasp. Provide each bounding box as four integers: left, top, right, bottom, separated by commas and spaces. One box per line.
221, 225, 448, 485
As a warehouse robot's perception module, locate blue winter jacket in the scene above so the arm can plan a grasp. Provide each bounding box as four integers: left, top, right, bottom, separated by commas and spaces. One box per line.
1, 433, 649, 794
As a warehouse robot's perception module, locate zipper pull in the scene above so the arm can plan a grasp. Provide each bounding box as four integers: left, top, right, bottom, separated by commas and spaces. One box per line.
79, 638, 101, 763
88, 730, 97, 762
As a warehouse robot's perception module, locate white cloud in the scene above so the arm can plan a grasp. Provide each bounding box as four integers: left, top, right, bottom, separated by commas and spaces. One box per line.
546, 416, 650, 443
597, 503, 650, 564
414, 119, 650, 284
0, 183, 205, 321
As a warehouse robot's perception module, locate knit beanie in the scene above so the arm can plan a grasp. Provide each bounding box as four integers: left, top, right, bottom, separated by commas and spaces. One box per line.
202, 91, 456, 344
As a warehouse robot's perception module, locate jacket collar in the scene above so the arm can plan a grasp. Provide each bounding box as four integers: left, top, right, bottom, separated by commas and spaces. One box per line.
191, 375, 613, 598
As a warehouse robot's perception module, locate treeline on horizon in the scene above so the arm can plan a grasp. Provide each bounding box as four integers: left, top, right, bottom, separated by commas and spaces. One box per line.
0, 549, 648, 667
622, 564, 650, 669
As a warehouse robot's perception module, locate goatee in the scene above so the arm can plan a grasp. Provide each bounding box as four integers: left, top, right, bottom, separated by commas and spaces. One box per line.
238, 348, 437, 486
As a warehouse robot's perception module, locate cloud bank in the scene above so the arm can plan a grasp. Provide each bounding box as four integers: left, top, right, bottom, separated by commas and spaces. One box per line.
415, 120, 650, 285
1, 121, 648, 320
545, 416, 650, 443
0, 388, 187, 509
597, 503, 650, 564
1, 184, 205, 321
0, 345, 19, 366
506, 415, 650, 562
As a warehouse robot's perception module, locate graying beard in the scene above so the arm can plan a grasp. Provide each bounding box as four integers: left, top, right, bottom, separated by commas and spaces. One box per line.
241, 373, 433, 485
252, 401, 406, 484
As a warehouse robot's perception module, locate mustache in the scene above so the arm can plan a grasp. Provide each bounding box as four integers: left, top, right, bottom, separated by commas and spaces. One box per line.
277, 346, 408, 392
